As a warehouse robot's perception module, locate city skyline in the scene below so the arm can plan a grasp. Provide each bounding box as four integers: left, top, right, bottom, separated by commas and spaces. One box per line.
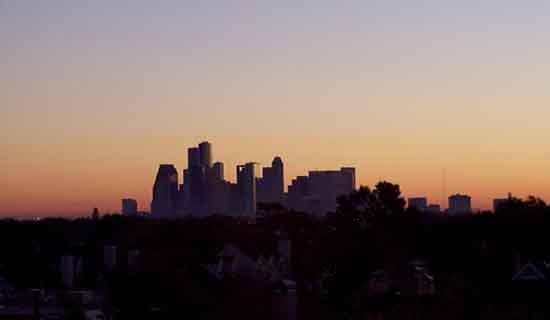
0, 136, 545, 217
3, 1, 550, 216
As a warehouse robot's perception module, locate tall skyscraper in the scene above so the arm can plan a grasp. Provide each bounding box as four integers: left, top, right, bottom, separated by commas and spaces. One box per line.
199, 141, 212, 168
257, 156, 285, 204
237, 162, 257, 217
271, 156, 284, 201
121, 198, 138, 215
212, 162, 224, 181
448, 194, 472, 215
186, 146, 206, 215
187, 147, 200, 168
151, 164, 179, 218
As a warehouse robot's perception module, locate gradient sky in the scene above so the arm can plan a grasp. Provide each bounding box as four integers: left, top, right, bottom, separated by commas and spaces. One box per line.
2, 0, 550, 216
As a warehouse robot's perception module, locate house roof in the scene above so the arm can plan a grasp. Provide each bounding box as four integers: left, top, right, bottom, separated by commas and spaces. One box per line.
512, 262, 547, 281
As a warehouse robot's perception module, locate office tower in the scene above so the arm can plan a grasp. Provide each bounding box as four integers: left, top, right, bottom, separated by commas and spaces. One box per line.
188, 165, 206, 215
183, 142, 215, 216
237, 162, 257, 217
271, 156, 284, 202
408, 197, 428, 211
287, 167, 356, 216
151, 164, 179, 219
181, 169, 190, 209
257, 156, 285, 204
186, 146, 205, 215
199, 141, 212, 168
340, 167, 356, 190
188, 147, 200, 168
121, 198, 138, 215
287, 176, 309, 212
448, 194, 472, 215
212, 162, 224, 181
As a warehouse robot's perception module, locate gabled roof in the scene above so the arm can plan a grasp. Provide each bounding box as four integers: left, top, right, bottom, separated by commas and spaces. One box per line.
512, 262, 547, 281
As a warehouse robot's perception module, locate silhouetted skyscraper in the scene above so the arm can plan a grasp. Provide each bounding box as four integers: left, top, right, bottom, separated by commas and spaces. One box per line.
185, 145, 207, 215
448, 194, 472, 215
188, 147, 200, 168
151, 164, 179, 219
121, 198, 138, 215
257, 156, 285, 204
188, 165, 206, 215
199, 141, 212, 168
212, 162, 224, 181
272, 156, 284, 202
237, 162, 257, 217
340, 167, 356, 190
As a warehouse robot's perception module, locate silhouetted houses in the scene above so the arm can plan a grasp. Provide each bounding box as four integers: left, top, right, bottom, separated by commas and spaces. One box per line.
210, 235, 292, 282
366, 260, 436, 297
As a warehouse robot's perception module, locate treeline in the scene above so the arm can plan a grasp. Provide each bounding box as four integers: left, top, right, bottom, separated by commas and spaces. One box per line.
1, 182, 549, 318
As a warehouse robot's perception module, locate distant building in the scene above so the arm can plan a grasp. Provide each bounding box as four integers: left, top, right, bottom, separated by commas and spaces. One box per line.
257, 157, 285, 204
179, 141, 275, 217
212, 162, 224, 181
185, 146, 205, 215
237, 162, 257, 217
408, 197, 428, 211
187, 147, 200, 167
199, 141, 212, 168
287, 167, 356, 216
151, 164, 179, 219
448, 194, 472, 215
182, 142, 215, 216
121, 198, 138, 215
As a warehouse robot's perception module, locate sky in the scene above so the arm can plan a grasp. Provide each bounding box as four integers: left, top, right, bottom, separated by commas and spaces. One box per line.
2, 0, 550, 216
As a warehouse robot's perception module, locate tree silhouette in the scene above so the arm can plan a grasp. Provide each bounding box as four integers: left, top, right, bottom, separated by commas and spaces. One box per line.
336, 181, 406, 229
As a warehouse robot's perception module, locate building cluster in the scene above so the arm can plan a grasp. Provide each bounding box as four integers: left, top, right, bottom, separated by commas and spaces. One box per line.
407, 193, 473, 215
149, 141, 356, 219
125, 141, 517, 218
